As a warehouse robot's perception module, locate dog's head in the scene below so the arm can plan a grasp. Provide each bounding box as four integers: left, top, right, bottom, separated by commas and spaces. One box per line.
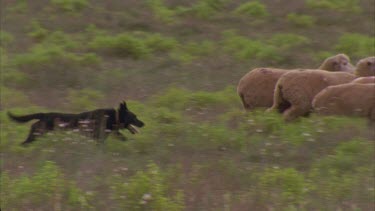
118, 101, 145, 134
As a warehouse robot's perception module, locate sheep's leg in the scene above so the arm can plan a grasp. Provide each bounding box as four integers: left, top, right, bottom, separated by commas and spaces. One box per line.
239, 93, 252, 110
267, 84, 290, 113
283, 103, 310, 121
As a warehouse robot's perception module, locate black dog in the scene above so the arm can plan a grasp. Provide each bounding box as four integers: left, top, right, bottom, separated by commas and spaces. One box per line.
7, 101, 144, 145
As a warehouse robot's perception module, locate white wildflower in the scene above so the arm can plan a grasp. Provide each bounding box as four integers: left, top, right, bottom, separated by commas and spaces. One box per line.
302, 132, 311, 137
142, 193, 152, 201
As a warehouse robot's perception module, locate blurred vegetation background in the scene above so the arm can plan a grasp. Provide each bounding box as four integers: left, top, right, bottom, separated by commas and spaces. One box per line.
1, 0, 374, 210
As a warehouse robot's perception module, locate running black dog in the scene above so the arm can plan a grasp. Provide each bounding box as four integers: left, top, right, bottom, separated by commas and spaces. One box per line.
7, 101, 145, 145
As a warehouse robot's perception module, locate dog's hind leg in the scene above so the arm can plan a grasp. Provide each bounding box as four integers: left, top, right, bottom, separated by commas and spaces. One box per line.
22, 121, 47, 145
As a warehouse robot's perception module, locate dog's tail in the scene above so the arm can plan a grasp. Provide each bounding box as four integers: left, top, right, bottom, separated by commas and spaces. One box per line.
7, 112, 44, 123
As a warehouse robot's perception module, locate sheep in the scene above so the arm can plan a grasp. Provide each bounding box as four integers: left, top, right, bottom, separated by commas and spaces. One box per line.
355, 56, 375, 77
312, 83, 375, 121
268, 69, 356, 121
237, 54, 354, 110
318, 53, 355, 73
351, 76, 375, 84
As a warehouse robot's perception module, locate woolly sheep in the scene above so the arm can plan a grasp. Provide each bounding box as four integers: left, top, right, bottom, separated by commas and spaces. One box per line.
237, 54, 354, 110
312, 83, 375, 121
268, 69, 356, 121
351, 76, 375, 84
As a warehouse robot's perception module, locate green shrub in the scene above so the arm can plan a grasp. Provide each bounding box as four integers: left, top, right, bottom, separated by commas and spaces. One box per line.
1, 68, 29, 88
151, 86, 239, 111
1, 161, 92, 210
222, 31, 310, 62
13, 44, 98, 68
185, 123, 246, 151
66, 88, 104, 111
309, 139, 374, 207
143, 33, 178, 52
1, 48, 30, 88
50, 0, 89, 12
260, 168, 311, 206
28, 20, 49, 41
222, 30, 274, 60
306, 0, 361, 13
286, 13, 316, 27
170, 40, 216, 64
111, 163, 184, 210
0, 31, 14, 46
0, 87, 30, 108
12, 44, 100, 88
42, 31, 81, 49
89, 32, 177, 59
267, 33, 311, 49
146, 0, 178, 23
334, 33, 374, 59
90, 33, 150, 58
311, 139, 373, 176
190, 0, 229, 19
6, 0, 28, 13
234, 1, 269, 18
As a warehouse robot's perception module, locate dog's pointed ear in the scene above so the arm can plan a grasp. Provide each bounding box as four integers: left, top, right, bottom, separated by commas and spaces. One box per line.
120, 101, 128, 110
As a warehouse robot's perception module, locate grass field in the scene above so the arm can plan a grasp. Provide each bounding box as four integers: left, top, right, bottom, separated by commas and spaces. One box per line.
1, 0, 374, 210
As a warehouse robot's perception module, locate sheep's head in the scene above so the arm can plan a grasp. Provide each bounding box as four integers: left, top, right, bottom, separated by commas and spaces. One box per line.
355, 57, 375, 77
319, 53, 355, 73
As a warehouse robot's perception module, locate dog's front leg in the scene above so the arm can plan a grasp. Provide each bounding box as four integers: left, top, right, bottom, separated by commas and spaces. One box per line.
113, 131, 128, 141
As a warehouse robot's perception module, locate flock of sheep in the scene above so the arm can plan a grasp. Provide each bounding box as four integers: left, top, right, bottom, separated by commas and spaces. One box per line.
237, 54, 375, 122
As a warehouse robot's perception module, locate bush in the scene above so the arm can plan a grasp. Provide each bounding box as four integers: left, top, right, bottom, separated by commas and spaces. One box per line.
267, 33, 311, 49
286, 13, 316, 27
146, 0, 178, 23
222, 30, 275, 61
66, 88, 104, 111
260, 168, 311, 206
309, 139, 374, 208
190, 0, 230, 19
0, 87, 31, 108
12, 44, 100, 89
27, 20, 49, 41
1, 161, 92, 210
234, 1, 269, 18
334, 33, 374, 60
50, 0, 89, 12
170, 40, 216, 64
0, 31, 14, 46
306, 0, 361, 13
13, 36, 97, 67
311, 139, 373, 176
111, 163, 184, 210
151, 86, 240, 111
6, 0, 28, 13
89, 32, 177, 59
221, 31, 310, 62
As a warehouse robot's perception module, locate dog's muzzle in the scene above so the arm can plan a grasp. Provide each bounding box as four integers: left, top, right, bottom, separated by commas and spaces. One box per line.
127, 124, 140, 134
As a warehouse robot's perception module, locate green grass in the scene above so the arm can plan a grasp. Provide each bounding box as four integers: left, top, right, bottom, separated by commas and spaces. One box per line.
89, 32, 177, 59
306, 0, 361, 13
334, 33, 375, 60
2, 87, 373, 210
221, 30, 310, 63
2, 0, 375, 209
286, 13, 316, 28
234, 1, 269, 18
50, 0, 90, 12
